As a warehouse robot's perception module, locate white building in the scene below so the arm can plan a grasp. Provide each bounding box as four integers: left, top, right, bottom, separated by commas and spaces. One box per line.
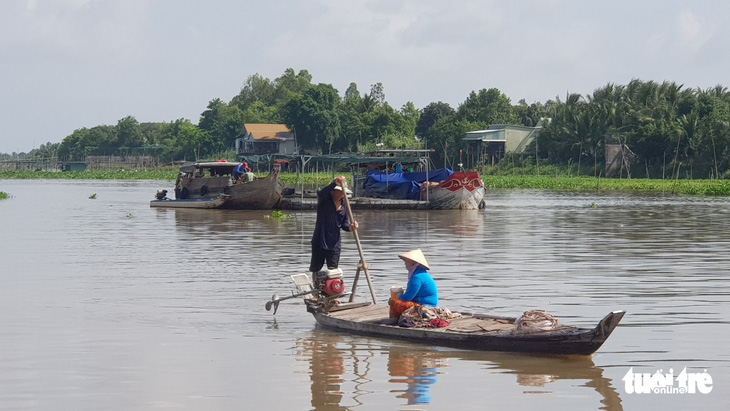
235, 124, 297, 156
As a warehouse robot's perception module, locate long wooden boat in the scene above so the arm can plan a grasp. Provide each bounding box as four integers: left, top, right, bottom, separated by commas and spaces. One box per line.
175, 161, 284, 209
149, 193, 229, 209
307, 302, 624, 355
269, 268, 625, 356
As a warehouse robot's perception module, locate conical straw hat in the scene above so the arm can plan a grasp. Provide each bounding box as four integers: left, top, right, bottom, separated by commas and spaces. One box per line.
398, 249, 430, 270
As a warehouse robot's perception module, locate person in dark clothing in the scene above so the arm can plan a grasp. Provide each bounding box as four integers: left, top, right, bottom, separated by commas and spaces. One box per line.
309, 175, 359, 272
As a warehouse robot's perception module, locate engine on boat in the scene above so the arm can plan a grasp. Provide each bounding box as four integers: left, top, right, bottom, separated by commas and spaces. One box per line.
313, 268, 345, 296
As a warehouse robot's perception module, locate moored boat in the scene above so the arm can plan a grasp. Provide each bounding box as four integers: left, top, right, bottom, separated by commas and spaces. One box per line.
416, 170, 486, 209
150, 192, 229, 209
353, 153, 485, 210
174, 161, 284, 209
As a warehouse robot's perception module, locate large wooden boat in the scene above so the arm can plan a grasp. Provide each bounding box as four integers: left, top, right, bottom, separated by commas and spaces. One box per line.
422, 171, 486, 209
351, 168, 485, 210
175, 161, 284, 209
358, 168, 486, 210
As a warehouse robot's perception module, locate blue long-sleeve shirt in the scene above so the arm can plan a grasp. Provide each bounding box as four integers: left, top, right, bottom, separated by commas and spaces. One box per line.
311, 182, 351, 251
399, 266, 438, 307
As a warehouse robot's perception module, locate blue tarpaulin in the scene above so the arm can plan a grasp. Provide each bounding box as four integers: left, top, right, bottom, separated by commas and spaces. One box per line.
362, 168, 454, 200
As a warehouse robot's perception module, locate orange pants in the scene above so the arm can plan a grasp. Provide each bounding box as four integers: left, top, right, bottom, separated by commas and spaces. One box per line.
389, 298, 420, 318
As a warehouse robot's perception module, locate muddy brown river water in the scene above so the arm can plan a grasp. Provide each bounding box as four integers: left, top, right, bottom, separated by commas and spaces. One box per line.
1, 179, 728, 410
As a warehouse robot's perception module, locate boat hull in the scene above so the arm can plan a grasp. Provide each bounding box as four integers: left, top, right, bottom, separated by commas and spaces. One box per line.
425, 171, 485, 209
309, 304, 624, 355
357, 169, 486, 210
221, 176, 284, 209
149, 195, 229, 209
176, 162, 284, 209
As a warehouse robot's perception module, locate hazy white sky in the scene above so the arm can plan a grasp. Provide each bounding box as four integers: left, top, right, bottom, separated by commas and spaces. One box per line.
1, 0, 728, 153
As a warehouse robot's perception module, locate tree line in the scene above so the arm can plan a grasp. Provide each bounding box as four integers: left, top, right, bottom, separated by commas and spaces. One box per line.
7, 68, 730, 178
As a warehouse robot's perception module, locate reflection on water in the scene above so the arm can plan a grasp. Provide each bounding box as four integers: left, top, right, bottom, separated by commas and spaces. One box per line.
1, 180, 728, 410
297, 330, 623, 410
387, 345, 440, 405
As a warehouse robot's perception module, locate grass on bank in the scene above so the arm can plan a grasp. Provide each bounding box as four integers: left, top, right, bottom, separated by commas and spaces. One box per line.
1, 167, 729, 196
481, 175, 730, 196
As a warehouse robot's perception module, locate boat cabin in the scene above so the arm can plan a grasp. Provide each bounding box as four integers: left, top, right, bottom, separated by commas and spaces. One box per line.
177, 161, 244, 198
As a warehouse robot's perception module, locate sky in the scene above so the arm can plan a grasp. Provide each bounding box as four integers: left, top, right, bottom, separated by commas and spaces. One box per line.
1, 0, 729, 154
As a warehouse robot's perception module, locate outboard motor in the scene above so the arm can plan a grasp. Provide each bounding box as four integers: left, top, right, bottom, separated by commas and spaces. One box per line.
313, 268, 345, 296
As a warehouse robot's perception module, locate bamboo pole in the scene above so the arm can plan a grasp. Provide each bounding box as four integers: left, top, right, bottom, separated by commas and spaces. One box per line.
339, 180, 378, 304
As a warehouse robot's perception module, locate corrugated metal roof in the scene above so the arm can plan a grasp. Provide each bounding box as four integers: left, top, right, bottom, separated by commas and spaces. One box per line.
244, 124, 294, 141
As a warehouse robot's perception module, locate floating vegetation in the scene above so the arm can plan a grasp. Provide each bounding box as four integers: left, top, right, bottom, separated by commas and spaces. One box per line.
0, 191, 11, 200
267, 210, 291, 219
126, 213, 133, 218
89, 193, 97, 199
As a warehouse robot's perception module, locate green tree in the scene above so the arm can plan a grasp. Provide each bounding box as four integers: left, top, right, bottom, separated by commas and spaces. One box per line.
344, 82, 362, 106
338, 103, 367, 151
281, 83, 342, 154
416, 101, 455, 139
114, 116, 145, 154
57, 125, 115, 159
369, 82, 386, 106
198, 99, 245, 151
400, 102, 420, 138
514, 99, 547, 127
230, 73, 277, 110
242, 101, 283, 123
274, 68, 313, 102
160, 119, 213, 161
362, 104, 402, 144
29, 142, 60, 159
428, 118, 487, 168
457, 88, 518, 125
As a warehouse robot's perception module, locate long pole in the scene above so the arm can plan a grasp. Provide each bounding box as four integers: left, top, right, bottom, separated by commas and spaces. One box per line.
339, 180, 378, 304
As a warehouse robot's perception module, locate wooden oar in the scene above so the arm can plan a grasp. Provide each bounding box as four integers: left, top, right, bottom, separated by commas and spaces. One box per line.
339, 180, 378, 304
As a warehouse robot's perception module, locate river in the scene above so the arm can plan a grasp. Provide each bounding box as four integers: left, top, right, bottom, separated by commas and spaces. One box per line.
0, 179, 728, 410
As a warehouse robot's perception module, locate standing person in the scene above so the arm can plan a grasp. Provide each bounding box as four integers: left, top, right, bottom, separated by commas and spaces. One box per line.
309, 176, 359, 273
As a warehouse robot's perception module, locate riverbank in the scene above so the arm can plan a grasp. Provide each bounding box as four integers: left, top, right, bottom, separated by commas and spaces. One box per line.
482, 175, 730, 196
1, 170, 729, 196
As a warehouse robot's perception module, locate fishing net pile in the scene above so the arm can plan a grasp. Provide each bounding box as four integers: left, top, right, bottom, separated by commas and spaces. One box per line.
511, 310, 578, 334
397, 305, 462, 328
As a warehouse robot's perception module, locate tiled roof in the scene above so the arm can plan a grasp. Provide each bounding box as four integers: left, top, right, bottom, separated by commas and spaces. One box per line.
244, 124, 294, 141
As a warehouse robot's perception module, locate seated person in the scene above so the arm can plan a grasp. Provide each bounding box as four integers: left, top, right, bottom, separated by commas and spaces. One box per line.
389, 249, 438, 317
233, 163, 245, 181
241, 171, 255, 182
234, 163, 255, 183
